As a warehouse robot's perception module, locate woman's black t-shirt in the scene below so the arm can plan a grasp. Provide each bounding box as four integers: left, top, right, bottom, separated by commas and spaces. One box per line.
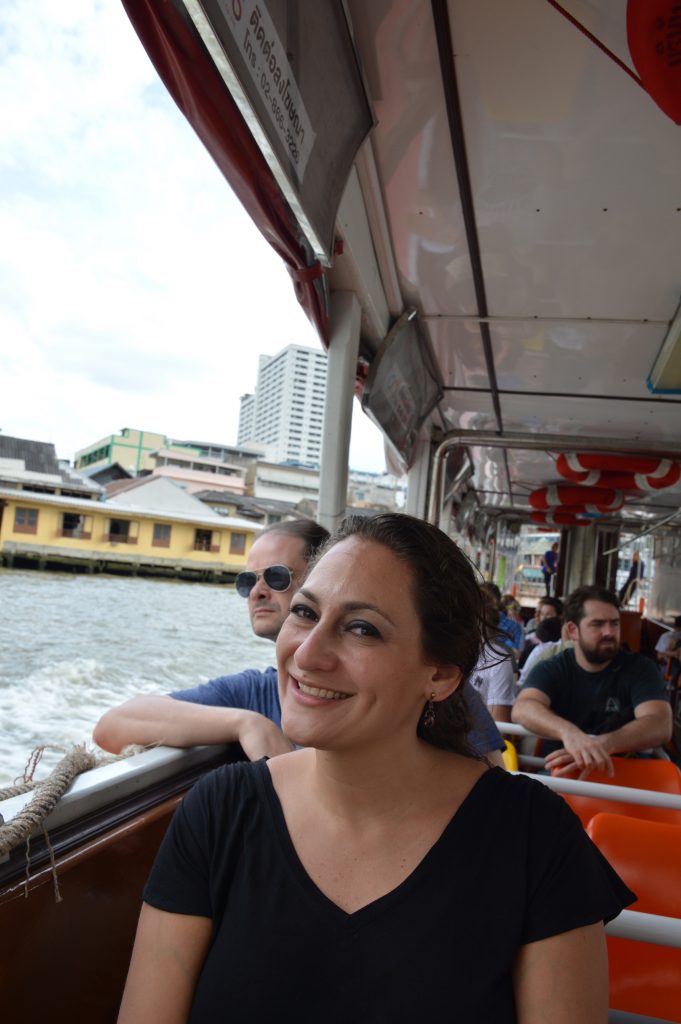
144, 761, 634, 1023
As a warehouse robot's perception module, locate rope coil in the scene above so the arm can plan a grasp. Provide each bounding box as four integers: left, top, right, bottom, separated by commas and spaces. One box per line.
0, 746, 100, 858
0, 743, 147, 901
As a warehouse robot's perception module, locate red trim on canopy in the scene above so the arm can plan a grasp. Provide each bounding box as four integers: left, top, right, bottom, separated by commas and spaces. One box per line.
121, 0, 329, 343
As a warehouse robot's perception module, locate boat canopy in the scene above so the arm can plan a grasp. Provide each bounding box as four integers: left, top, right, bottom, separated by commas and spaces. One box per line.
122, 0, 681, 530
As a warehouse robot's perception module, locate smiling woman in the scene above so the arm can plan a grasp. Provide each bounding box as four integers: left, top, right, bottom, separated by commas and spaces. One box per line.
119, 514, 635, 1024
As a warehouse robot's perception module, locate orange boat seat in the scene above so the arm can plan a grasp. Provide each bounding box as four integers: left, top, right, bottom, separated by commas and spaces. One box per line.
558, 756, 681, 827
587, 813, 681, 1022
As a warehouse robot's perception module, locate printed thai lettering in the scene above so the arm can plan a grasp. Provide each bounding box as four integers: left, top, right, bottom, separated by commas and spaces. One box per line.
243, 28, 256, 69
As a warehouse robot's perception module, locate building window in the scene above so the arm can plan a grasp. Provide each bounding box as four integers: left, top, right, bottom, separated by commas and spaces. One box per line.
59, 512, 92, 540
229, 532, 246, 555
153, 523, 172, 548
104, 518, 137, 544
14, 507, 38, 534
194, 529, 219, 553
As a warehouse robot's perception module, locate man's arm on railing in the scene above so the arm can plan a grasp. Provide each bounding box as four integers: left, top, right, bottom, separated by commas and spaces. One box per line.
93, 696, 293, 760
544, 699, 672, 776
512, 689, 614, 777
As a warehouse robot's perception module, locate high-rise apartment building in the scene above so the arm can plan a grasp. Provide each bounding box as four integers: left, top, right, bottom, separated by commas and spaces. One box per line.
238, 344, 327, 466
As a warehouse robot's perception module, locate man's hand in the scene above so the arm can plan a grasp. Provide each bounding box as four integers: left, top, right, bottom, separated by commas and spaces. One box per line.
544, 729, 614, 779
234, 710, 294, 760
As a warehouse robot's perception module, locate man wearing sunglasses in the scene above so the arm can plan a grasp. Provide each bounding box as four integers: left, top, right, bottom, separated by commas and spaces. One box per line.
95, 519, 506, 764
94, 520, 327, 760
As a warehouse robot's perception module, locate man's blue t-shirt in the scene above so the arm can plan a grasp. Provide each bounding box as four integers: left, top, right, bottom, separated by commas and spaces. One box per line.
497, 614, 522, 652
171, 667, 282, 724
170, 670, 505, 755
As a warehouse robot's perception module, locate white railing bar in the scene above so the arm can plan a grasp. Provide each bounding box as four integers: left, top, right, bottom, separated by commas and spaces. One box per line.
515, 772, 681, 810
606, 908, 681, 950
517, 755, 545, 768
497, 722, 534, 737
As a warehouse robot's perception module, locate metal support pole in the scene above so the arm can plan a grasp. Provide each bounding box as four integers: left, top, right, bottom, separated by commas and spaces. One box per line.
318, 292, 362, 533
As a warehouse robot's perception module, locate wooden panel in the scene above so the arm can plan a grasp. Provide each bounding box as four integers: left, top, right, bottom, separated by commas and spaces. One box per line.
0, 796, 181, 1022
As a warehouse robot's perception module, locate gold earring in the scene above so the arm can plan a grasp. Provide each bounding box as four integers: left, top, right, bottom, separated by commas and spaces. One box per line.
423, 692, 436, 729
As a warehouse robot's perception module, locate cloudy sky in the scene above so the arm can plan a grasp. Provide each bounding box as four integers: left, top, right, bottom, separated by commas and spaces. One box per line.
0, 1, 387, 472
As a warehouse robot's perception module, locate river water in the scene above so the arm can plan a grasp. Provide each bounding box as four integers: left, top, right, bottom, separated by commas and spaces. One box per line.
0, 569, 274, 784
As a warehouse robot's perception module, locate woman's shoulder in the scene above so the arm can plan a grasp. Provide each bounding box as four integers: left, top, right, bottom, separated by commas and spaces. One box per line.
473, 766, 581, 827
183, 758, 270, 819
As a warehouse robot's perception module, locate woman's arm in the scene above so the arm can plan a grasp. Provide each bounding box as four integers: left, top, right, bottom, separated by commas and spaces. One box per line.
513, 923, 608, 1024
118, 903, 212, 1024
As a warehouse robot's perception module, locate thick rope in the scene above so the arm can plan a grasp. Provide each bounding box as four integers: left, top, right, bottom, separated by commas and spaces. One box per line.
0, 746, 99, 857
0, 742, 150, 857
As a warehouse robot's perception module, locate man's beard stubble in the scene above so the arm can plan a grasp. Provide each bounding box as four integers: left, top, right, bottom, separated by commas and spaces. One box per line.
580, 638, 619, 666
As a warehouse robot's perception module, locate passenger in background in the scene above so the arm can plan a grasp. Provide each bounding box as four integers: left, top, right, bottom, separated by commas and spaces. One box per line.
500, 594, 524, 632
481, 582, 523, 662
618, 550, 645, 605
94, 520, 328, 761
541, 541, 560, 596
517, 617, 570, 686
656, 615, 681, 689
94, 519, 507, 765
519, 596, 563, 668
119, 513, 633, 1024
523, 595, 563, 635
470, 641, 516, 722
513, 586, 672, 778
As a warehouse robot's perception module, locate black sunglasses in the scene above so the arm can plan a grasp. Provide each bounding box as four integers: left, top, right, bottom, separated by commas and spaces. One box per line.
234, 564, 294, 598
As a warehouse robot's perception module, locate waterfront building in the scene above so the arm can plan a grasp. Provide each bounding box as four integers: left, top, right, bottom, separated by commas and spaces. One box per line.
0, 435, 101, 499
74, 428, 196, 475
146, 448, 246, 495
238, 344, 327, 466
252, 460, 321, 504
195, 491, 300, 526
0, 477, 259, 582
347, 470, 406, 511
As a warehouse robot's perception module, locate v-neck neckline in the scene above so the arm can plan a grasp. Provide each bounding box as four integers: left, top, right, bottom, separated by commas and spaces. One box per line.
255, 759, 499, 924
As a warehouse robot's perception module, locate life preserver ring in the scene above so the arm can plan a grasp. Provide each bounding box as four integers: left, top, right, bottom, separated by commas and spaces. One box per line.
529, 485, 624, 512
556, 454, 680, 491
627, 0, 681, 125
531, 511, 591, 527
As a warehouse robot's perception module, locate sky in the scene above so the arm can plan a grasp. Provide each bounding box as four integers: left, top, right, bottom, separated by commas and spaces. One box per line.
0, 1, 388, 473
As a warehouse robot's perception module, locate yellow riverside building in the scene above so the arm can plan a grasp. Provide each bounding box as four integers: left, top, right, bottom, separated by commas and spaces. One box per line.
0, 481, 261, 582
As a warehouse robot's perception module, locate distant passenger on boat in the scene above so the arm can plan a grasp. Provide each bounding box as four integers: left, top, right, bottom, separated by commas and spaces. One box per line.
618, 550, 645, 605
469, 641, 516, 722
480, 582, 523, 660
119, 513, 633, 1024
519, 596, 563, 670
655, 615, 681, 656
517, 617, 570, 686
513, 585, 672, 778
93, 519, 506, 764
655, 614, 681, 688
541, 541, 559, 596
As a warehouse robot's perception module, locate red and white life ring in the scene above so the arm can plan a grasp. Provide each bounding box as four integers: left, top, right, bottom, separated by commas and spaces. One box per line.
529, 485, 624, 513
556, 454, 680, 491
531, 511, 591, 527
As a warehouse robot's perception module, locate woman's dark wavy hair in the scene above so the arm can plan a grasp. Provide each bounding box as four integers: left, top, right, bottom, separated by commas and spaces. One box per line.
316, 513, 491, 759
